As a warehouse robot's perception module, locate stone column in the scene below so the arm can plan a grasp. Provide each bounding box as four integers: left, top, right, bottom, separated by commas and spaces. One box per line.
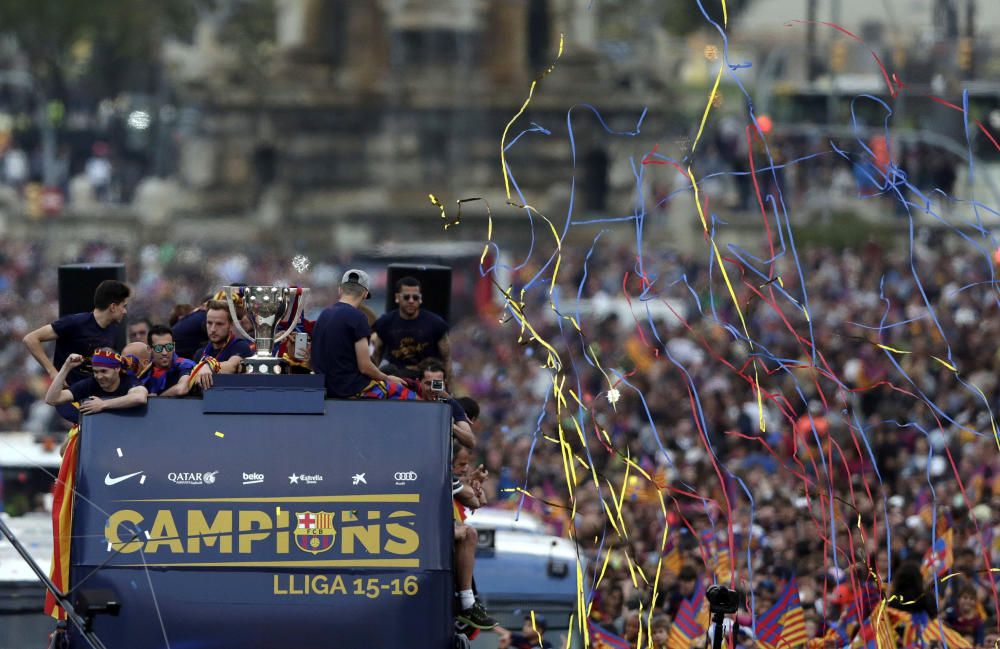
275, 0, 309, 52
485, 0, 528, 88
346, 3, 389, 92
551, 0, 598, 56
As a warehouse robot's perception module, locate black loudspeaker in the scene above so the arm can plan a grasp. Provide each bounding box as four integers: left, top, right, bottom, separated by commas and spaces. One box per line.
385, 264, 452, 323
58, 263, 127, 349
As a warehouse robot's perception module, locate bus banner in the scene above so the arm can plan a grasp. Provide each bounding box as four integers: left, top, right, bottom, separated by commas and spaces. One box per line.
67, 398, 453, 649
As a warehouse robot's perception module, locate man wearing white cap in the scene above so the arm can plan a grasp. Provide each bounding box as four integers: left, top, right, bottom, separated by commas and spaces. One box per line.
311, 269, 406, 398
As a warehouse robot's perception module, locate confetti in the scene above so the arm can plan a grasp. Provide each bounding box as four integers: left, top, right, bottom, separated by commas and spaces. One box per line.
215, 431, 225, 438
606, 388, 621, 405
704, 44, 719, 60
116, 447, 122, 457
291, 254, 310, 273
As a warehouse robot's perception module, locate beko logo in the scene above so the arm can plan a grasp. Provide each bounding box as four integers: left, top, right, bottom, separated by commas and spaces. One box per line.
242, 472, 264, 485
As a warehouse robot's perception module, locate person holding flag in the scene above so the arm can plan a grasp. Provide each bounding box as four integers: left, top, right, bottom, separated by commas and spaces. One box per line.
755, 576, 808, 649
921, 527, 954, 581
668, 569, 709, 649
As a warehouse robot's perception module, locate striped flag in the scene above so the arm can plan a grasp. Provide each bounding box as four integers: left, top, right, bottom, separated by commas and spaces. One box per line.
756, 577, 808, 649
662, 534, 683, 575
699, 529, 732, 583
852, 607, 897, 649
921, 528, 953, 579
889, 609, 971, 649
587, 619, 631, 649
44, 425, 80, 619
715, 545, 733, 584
668, 578, 710, 649
915, 488, 934, 528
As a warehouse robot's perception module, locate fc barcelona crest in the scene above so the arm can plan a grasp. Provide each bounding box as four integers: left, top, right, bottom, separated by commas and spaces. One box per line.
294, 511, 336, 555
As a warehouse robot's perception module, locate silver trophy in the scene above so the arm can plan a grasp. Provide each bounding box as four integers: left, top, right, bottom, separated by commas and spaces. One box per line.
222, 285, 309, 374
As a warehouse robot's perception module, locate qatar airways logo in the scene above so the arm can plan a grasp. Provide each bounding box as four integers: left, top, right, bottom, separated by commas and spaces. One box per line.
168, 471, 219, 486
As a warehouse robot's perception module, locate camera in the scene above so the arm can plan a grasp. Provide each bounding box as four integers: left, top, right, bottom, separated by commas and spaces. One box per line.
430, 379, 445, 392
706, 585, 740, 614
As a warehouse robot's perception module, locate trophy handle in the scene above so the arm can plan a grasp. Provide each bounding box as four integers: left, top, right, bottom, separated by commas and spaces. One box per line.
272, 287, 308, 346
222, 285, 255, 341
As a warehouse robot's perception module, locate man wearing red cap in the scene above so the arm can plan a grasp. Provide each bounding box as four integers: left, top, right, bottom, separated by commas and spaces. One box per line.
44, 349, 148, 413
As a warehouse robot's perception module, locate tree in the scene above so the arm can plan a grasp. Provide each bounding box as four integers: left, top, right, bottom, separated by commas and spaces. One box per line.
0, 0, 272, 102
663, 0, 755, 36
0, 1, 195, 101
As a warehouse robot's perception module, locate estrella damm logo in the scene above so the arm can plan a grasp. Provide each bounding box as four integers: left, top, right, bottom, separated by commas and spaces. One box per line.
295, 511, 336, 555
101, 495, 421, 568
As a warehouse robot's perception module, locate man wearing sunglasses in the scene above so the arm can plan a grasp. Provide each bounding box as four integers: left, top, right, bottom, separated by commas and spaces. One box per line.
372, 276, 451, 379
144, 325, 198, 396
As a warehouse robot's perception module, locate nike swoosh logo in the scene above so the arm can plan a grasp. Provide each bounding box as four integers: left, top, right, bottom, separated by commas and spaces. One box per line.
105, 471, 144, 486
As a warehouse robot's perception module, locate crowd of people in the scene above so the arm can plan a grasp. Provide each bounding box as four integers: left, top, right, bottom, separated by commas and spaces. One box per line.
651, 124, 962, 221
1, 225, 999, 647
0, 91, 159, 213
449, 231, 1000, 648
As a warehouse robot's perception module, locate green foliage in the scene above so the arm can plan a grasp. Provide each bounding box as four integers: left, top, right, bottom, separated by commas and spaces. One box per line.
663, 0, 753, 36
790, 211, 899, 250
0, 0, 273, 99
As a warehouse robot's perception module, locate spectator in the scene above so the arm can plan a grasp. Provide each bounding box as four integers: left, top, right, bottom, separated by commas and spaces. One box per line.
452, 445, 497, 630
664, 565, 700, 618
2, 144, 28, 190
945, 579, 986, 645
128, 317, 152, 344
417, 358, 474, 449
85, 142, 112, 202
651, 614, 671, 649
497, 614, 553, 649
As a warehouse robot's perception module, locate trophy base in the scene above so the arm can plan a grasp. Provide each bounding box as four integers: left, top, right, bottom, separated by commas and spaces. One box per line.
240, 357, 288, 375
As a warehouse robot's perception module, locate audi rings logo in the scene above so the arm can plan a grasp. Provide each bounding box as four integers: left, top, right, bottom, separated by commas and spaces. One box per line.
394, 471, 418, 485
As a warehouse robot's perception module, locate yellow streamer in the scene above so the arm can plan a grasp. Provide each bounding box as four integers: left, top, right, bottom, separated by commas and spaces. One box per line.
692, 64, 725, 153
500, 34, 565, 200
689, 167, 767, 430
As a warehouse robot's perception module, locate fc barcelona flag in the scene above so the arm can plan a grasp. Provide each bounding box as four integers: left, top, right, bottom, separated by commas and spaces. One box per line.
587, 620, 631, 649
852, 608, 897, 649
668, 578, 709, 649
756, 577, 807, 649
663, 535, 682, 575
888, 609, 971, 649
921, 528, 953, 579
45, 425, 80, 619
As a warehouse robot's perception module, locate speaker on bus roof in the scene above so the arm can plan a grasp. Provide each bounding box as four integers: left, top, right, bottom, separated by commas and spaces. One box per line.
58, 263, 127, 349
